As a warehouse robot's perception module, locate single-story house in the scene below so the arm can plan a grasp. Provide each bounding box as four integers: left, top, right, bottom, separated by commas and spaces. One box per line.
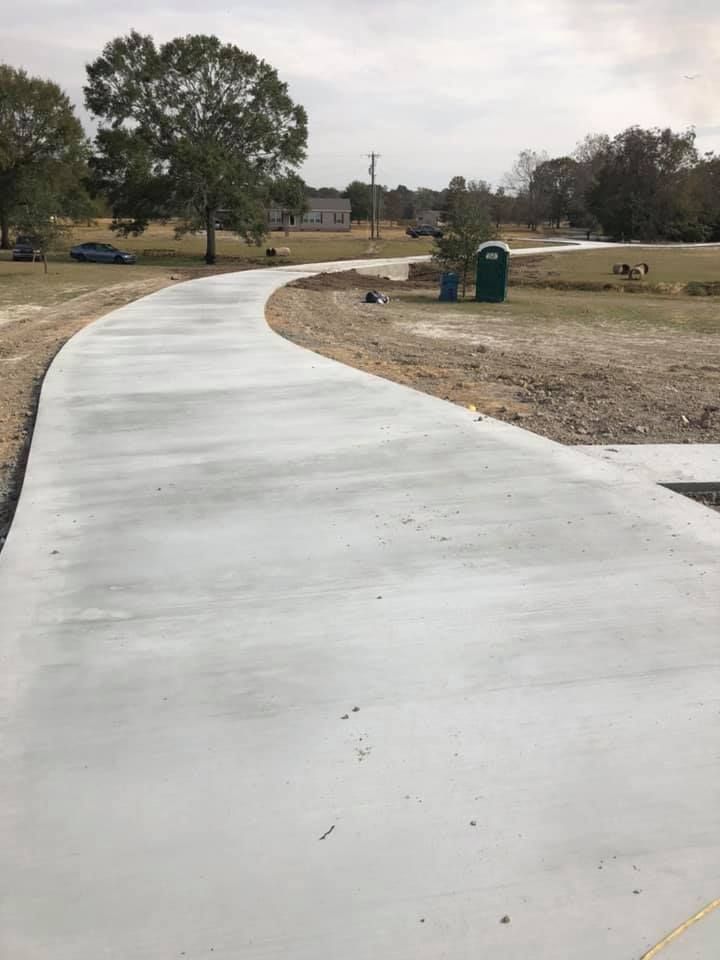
416, 209, 443, 226
268, 198, 352, 232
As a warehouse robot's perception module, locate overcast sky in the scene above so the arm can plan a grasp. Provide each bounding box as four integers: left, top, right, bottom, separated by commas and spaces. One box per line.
2, 0, 719, 189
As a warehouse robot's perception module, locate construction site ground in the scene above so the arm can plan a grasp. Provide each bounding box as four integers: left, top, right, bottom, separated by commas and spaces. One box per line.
266, 262, 720, 447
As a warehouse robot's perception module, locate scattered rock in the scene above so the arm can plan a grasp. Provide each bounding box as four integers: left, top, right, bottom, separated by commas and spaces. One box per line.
352, 706, 360, 713
699, 405, 718, 429
469, 820, 477, 827
500, 915, 511, 925
50, 549, 60, 555
635, 425, 648, 435
341, 714, 349, 720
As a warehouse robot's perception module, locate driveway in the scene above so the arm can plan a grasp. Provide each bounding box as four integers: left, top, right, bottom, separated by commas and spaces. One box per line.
1, 258, 719, 959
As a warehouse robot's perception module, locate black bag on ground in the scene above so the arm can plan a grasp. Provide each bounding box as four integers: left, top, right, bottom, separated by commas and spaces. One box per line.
365, 290, 389, 304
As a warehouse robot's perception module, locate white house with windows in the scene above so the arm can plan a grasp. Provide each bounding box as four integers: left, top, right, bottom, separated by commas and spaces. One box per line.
268, 197, 351, 232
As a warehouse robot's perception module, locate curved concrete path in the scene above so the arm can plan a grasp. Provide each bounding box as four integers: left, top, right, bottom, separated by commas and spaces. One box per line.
2, 258, 719, 959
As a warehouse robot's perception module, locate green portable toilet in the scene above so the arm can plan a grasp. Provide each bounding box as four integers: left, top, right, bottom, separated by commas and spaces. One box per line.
475, 241, 510, 303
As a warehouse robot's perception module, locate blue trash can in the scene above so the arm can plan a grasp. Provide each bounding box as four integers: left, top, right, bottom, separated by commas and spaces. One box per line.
439, 271, 459, 302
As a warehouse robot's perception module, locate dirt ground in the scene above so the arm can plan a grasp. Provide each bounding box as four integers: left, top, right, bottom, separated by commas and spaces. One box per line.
0, 265, 241, 549
266, 267, 720, 447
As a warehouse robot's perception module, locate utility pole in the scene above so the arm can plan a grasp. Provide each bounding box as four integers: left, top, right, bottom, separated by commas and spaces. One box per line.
367, 152, 380, 240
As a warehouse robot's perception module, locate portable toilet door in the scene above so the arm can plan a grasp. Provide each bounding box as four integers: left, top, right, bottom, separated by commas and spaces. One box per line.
475, 241, 510, 303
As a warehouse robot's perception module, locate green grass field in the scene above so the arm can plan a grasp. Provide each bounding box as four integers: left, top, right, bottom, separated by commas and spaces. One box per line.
17, 220, 437, 267
0, 220, 555, 271
396, 283, 720, 334
0, 259, 176, 312
512, 246, 720, 286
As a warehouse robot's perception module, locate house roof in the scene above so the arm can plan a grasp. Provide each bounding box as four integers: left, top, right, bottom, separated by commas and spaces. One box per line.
306, 198, 351, 212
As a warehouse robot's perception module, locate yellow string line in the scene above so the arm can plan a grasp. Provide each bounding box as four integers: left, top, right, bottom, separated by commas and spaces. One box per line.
640, 897, 720, 960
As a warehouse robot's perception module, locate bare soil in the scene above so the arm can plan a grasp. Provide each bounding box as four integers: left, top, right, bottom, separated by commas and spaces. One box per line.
266, 269, 720, 447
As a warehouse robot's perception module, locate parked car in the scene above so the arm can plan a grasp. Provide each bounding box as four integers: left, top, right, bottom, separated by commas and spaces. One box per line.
70, 242, 137, 264
406, 224, 443, 238
12, 236, 41, 262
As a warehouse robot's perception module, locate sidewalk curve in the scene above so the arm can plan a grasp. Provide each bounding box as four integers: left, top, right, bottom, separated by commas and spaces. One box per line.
1, 259, 719, 959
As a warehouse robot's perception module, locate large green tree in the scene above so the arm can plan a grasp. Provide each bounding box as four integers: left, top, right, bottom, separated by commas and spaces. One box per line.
84, 33, 308, 264
588, 127, 699, 241
414, 186, 446, 213
342, 180, 370, 221
688, 153, 720, 241
383, 184, 415, 221
534, 157, 578, 229
0, 64, 89, 249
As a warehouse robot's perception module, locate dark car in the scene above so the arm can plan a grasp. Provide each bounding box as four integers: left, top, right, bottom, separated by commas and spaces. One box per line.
12, 236, 41, 262
70, 242, 137, 264
406, 224, 443, 238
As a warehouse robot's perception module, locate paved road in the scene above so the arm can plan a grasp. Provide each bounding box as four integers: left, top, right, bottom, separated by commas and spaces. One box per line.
2, 258, 719, 959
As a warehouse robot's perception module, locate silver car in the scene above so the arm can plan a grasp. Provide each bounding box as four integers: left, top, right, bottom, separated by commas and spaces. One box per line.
70, 242, 137, 264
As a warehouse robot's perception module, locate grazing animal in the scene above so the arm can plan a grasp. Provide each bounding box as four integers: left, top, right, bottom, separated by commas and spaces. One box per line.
266, 247, 276, 257
276, 246, 291, 257
613, 263, 631, 276
629, 266, 645, 280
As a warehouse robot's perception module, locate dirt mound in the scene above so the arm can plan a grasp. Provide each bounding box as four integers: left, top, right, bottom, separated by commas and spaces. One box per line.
408, 262, 442, 283
288, 269, 416, 292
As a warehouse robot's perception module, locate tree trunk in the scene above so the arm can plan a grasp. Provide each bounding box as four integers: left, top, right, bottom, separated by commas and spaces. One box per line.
0, 209, 10, 250
205, 208, 216, 265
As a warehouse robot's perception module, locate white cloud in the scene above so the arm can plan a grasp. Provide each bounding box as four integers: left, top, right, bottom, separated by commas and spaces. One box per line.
2, 0, 720, 188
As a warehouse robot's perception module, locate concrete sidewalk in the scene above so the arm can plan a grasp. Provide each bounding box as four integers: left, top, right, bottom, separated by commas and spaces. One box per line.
577, 443, 720, 485
1, 260, 719, 959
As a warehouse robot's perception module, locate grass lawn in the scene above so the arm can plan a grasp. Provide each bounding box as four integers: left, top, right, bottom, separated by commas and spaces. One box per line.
0, 259, 178, 316
395, 285, 720, 335
0, 219, 555, 271
512, 246, 720, 286
14, 220, 438, 267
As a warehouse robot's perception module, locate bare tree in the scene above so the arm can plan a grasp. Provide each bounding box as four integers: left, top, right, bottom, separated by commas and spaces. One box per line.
503, 149, 549, 230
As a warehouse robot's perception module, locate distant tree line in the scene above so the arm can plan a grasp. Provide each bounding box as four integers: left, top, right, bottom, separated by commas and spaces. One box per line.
498, 127, 720, 242
4, 51, 720, 262
311, 126, 720, 243
304, 181, 457, 223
